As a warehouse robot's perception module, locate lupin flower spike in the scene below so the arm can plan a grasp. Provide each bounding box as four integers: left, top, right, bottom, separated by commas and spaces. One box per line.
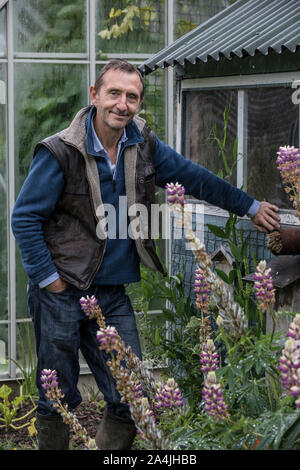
79, 295, 99, 317
80, 295, 106, 328
165, 182, 248, 338
279, 337, 300, 407
154, 378, 184, 409
96, 326, 120, 352
194, 268, 210, 313
276, 146, 300, 218
253, 260, 276, 311
200, 339, 219, 373
276, 146, 300, 181
165, 182, 186, 206
202, 371, 230, 421
40, 369, 59, 390
287, 314, 300, 341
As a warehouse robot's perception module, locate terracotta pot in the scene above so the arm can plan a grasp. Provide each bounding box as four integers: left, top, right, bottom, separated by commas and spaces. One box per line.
267, 227, 300, 255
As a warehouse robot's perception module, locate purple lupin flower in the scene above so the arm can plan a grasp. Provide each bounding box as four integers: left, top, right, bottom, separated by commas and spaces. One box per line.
154, 378, 184, 409
253, 260, 276, 311
165, 182, 186, 206
202, 371, 230, 420
279, 337, 300, 407
96, 326, 120, 352
276, 146, 300, 182
79, 295, 99, 317
287, 314, 300, 341
194, 268, 210, 313
200, 339, 219, 373
40, 369, 59, 390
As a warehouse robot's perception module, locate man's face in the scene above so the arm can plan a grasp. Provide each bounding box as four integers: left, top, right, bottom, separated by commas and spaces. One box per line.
90, 69, 143, 132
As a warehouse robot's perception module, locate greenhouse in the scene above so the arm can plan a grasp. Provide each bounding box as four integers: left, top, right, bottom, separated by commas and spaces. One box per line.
1, 0, 300, 452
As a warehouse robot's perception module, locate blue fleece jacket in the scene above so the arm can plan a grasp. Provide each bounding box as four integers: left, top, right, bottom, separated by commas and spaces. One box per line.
11, 106, 258, 287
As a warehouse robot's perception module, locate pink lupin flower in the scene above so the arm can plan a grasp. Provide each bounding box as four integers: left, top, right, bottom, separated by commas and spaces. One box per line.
165, 182, 186, 206
253, 260, 276, 311
276, 146, 300, 181
200, 339, 219, 373
202, 371, 230, 420
79, 295, 99, 317
287, 314, 300, 341
194, 268, 210, 313
96, 326, 120, 352
279, 337, 300, 407
154, 378, 184, 409
40, 369, 59, 390
276, 146, 300, 218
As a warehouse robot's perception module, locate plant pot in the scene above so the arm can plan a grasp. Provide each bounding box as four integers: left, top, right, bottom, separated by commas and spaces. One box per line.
267, 227, 300, 255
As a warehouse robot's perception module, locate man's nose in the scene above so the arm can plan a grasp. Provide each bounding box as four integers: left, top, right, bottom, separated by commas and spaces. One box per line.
116, 94, 128, 112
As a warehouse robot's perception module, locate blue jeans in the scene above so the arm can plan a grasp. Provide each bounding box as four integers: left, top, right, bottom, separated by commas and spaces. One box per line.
28, 283, 142, 420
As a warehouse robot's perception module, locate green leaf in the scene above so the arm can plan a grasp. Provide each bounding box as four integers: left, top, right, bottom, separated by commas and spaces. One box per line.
228, 241, 242, 261
206, 224, 228, 239
215, 268, 230, 284
282, 413, 300, 449
154, 327, 160, 346
257, 410, 300, 450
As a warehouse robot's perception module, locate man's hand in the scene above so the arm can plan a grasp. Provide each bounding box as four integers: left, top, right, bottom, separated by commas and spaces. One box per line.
45, 278, 68, 293
251, 201, 280, 233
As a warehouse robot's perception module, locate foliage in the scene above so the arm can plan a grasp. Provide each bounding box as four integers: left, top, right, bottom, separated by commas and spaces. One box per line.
128, 264, 204, 408
207, 213, 260, 328
99, 3, 157, 40
212, 103, 238, 183
128, 211, 300, 449
0, 384, 36, 431
10, 322, 38, 399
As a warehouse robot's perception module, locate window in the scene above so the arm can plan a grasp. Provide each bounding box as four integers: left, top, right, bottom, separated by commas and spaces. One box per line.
182, 75, 300, 201
177, 74, 300, 298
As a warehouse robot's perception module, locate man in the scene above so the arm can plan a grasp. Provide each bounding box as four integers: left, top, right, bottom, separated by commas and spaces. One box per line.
11, 59, 280, 450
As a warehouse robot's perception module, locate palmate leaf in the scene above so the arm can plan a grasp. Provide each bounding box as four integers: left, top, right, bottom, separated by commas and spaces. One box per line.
256, 409, 300, 450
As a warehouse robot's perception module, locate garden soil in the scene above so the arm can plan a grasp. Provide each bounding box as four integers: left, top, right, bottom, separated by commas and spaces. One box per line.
0, 401, 103, 450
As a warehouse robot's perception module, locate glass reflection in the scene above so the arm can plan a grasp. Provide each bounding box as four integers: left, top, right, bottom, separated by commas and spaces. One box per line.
14, 62, 88, 319
96, 0, 164, 56
0, 6, 7, 57
14, 0, 87, 53
0, 63, 8, 375
247, 87, 299, 206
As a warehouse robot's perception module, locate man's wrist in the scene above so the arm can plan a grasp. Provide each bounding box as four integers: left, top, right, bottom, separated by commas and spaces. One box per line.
247, 200, 260, 218
39, 272, 60, 288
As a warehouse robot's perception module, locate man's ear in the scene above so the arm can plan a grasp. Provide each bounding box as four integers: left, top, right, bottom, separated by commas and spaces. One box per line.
89, 85, 97, 105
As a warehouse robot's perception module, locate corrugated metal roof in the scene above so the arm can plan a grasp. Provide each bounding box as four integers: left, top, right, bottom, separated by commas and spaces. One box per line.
139, 0, 300, 75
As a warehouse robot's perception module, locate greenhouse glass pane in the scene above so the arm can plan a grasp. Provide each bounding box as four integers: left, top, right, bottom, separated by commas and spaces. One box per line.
247, 87, 299, 206
96, 0, 165, 56
0, 6, 7, 57
14, 0, 87, 53
16, 321, 37, 382
174, 0, 231, 39
0, 324, 8, 377
183, 89, 238, 187
0, 63, 8, 326
14, 62, 88, 318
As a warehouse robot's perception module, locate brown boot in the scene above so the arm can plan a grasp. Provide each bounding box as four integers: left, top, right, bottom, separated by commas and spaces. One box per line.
95, 408, 136, 450
36, 412, 70, 450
